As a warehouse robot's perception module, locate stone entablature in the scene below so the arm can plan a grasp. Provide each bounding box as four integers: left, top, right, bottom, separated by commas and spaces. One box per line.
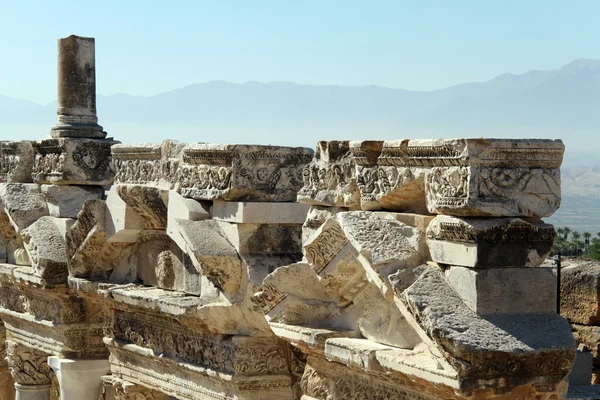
0, 33, 585, 400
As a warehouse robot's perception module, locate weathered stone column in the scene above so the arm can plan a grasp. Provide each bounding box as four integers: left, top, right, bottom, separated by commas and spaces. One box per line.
6, 341, 51, 400
50, 35, 106, 139
48, 357, 108, 400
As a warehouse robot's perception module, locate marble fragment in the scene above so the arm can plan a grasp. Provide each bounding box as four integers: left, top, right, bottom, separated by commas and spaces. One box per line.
0, 183, 48, 232
426, 215, 555, 267
422, 138, 564, 217
179, 143, 313, 202
0, 141, 34, 183
104, 187, 145, 243
112, 140, 184, 188
32, 137, 119, 185
21, 216, 74, 284
297, 140, 360, 207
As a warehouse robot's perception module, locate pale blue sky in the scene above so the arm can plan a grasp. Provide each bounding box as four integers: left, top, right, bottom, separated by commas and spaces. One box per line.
1, 0, 599, 104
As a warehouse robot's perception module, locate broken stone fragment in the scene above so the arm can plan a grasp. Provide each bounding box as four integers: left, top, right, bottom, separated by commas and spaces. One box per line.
302, 205, 348, 245
421, 138, 564, 217
179, 143, 313, 202
67, 199, 130, 279
297, 140, 361, 208
40, 184, 103, 218
561, 260, 600, 325
0, 141, 34, 183
21, 216, 74, 284
0, 183, 48, 232
398, 267, 575, 394
426, 215, 555, 268
112, 140, 184, 188
169, 219, 242, 297
116, 184, 168, 230
444, 266, 556, 315
32, 137, 119, 185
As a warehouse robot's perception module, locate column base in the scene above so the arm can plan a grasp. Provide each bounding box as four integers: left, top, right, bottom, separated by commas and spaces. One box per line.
14, 383, 50, 400
48, 357, 108, 400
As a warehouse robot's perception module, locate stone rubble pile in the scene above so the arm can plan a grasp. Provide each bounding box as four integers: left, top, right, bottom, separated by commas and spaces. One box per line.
0, 34, 585, 400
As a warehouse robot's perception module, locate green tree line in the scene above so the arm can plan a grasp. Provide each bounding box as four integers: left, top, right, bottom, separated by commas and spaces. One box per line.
553, 227, 600, 259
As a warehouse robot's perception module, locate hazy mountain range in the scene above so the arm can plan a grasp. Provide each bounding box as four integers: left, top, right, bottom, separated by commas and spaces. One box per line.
2, 58, 600, 167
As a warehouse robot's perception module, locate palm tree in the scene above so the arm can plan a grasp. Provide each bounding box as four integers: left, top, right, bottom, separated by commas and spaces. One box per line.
572, 239, 585, 257
556, 227, 565, 239
584, 232, 592, 253
563, 227, 572, 240
572, 231, 582, 241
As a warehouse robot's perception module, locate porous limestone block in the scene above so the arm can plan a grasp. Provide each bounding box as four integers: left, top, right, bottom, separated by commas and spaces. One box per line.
444, 266, 556, 315
105, 187, 145, 243
21, 216, 74, 285
397, 267, 575, 394
212, 200, 309, 224
422, 138, 564, 217
297, 140, 361, 208
0, 183, 48, 231
116, 184, 168, 230
112, 140, 184, 188
426, 215, 555, 268
561, 260, 600, 325
170, 219, 242, 296
179, 143, 313, 202
32, 137, 119, 185
0, 141, 34, 183
40, 184, 103, 218
572, 324, 600, 366
352, 139, 429, 213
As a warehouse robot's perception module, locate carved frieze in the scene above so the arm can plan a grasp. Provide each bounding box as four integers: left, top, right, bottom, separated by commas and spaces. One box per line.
32, 137, 119, 185
0, 141, 34, 183
297, 141, 361, 208
426, 215, 556, 268
179, 144, 313, 202
0, 285, 85, 323
110, 311, 289, 376
112, 141, 183, 188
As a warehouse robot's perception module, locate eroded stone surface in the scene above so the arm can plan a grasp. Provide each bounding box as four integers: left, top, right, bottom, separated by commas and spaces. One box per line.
0, 141, 34, 183
112, 141, 184, 188
0, 184, 49, 234
427, 215, 555, 267
21, 216, 74, 284
423, 138, 564, 217
179, 143, 313, 202
297, 141, 360, 207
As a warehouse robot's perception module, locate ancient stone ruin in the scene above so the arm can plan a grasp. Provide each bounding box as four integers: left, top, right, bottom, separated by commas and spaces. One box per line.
0, 35, 585, 399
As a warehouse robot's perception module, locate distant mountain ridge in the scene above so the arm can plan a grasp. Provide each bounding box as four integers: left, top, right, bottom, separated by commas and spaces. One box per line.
1, 58, 600, 166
